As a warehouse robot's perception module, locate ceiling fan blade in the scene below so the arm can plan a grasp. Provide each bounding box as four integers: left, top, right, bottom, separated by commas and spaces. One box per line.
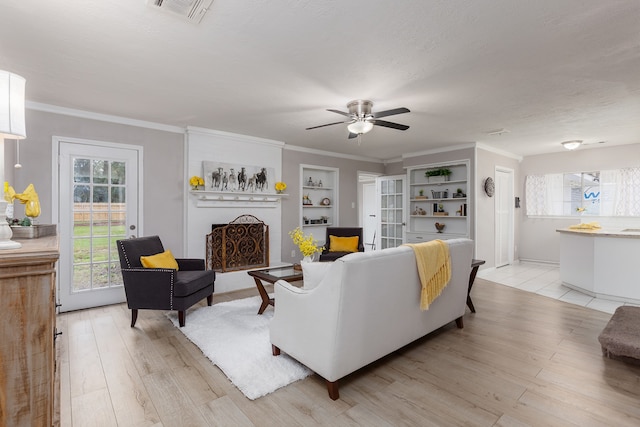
327, 109, 352, 117
348, 132, 359, 139
371, 107, 410, 119
306, 120, 351, 130
372, 119, 409, 131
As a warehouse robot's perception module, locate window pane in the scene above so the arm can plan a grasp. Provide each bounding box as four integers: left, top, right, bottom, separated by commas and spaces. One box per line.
111, 161, 126, 185
74, 185, 90, 203
74, 158, 90, 183
111, 187, 125, 203
73, 264, 91, 292
93, 160, 108, 184
93, 186, 109, 203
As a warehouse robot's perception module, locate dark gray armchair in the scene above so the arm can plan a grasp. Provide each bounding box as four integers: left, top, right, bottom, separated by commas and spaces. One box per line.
116, 235, 215, 327
319, 227, 365, 262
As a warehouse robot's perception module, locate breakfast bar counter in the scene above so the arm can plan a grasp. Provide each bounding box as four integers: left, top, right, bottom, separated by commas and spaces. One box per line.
557, 228, 640, 303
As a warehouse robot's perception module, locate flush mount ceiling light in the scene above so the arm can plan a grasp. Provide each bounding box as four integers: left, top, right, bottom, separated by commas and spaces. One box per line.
561, 140, 583, 150
347, 120, 374, 135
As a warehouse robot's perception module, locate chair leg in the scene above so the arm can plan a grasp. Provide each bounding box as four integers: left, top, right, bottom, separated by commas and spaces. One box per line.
178, 310, 186, 327
327, 380, 339, 400
207, 294, 213, 306
455, 316, 464, 329
130, 309, 138, 327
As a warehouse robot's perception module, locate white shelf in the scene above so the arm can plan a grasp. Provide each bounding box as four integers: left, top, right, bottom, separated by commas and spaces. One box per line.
190, 190, 287, 207
410, 179, 467, 186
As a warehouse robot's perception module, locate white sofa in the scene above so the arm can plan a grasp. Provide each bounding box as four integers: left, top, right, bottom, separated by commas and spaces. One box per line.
270, 238, 474, 400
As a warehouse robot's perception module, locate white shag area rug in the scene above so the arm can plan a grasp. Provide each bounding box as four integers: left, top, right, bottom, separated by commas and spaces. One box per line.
166, 296, 312, 400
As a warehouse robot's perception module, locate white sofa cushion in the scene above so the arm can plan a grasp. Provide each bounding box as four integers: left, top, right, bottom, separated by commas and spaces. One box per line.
301, 261, 333, 290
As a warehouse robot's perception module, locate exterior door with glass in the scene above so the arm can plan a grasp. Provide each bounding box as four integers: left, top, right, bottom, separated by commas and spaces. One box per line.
376, 175, 406, 249
57, 140, 140, 312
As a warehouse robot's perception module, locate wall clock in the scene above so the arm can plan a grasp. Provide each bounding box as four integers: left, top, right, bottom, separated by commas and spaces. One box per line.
484, 177, 495, 197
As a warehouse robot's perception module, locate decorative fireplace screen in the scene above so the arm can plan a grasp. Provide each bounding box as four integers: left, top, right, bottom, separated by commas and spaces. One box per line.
206, 214, 269, 272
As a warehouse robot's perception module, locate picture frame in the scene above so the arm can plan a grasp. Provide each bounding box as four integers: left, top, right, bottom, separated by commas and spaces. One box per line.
202, 161, 275, 193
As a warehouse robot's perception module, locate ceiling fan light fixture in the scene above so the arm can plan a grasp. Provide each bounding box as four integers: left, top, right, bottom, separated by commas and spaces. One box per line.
347, 120, 374, 135
561, 140, 582, 150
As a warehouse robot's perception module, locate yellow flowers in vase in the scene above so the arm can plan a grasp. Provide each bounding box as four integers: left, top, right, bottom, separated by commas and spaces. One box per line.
275, 181, 287, 194
289, 227, 323, 259
189, 176, 204, 190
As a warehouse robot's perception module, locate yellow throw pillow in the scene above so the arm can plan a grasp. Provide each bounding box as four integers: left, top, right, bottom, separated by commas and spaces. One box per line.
140, 250, 179, 270
329, 235, 359, 253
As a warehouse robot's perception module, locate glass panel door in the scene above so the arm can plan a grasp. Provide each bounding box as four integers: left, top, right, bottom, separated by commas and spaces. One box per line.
59, 141, 139, 312
376, 175, 406, 249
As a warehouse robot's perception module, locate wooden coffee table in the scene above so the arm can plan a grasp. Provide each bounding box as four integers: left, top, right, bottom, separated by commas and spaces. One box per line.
247, 265, 304, 314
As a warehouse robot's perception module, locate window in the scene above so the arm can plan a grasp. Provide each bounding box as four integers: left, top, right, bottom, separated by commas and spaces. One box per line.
525, 167, 640, 217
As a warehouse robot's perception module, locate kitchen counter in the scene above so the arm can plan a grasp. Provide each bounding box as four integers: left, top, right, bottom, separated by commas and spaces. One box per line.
556, 227, 640, 238
557, 228, 640, 303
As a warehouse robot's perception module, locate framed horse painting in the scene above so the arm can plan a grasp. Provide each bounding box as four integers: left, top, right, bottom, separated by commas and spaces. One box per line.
202, 161, 276, 193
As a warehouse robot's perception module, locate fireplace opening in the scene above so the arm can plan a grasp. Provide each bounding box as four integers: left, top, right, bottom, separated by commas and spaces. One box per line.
206, 214, 269, 272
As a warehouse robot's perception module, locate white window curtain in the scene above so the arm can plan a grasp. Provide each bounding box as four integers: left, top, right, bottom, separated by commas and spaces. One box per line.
604, 167, 640, 216
525, 174, 563, 215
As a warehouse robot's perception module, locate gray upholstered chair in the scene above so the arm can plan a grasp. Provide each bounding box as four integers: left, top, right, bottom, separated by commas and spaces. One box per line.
116, 235, 215, 327
319, 227, 365, 262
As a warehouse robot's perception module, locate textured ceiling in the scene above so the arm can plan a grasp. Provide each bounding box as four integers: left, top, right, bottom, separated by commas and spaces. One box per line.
1, 0, 639, 160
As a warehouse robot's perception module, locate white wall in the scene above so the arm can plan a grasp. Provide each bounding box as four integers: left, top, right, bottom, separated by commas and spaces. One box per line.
185, 128, 285, 293
519, 143, 640, 263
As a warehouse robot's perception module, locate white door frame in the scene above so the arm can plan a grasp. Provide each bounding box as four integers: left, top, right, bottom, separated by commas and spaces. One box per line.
494, 166, 514, 267
376, 174, 407, 249
52, 136, 144, 311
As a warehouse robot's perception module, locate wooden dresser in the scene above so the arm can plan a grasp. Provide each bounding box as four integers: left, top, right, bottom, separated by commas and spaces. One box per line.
0, 236, 59, 426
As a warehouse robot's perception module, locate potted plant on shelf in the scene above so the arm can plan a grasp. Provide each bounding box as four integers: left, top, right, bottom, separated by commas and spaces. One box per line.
425, 168, 452, 183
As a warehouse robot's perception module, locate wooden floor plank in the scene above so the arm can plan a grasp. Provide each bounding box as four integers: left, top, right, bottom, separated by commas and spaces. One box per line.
58, 281, 640, 426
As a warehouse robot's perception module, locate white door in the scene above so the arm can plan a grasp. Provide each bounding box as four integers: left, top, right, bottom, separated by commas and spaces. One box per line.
362, 182, 377, 250
57, 140, 141, 312
495, 168, 514, 267
376, 175, 406, 249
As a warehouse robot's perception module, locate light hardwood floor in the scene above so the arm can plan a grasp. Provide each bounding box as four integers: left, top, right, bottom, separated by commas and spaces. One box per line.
58, 279, 640, 426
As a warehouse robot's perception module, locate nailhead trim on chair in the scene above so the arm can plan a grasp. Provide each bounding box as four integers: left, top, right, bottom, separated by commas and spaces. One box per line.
119, 241, 131, 268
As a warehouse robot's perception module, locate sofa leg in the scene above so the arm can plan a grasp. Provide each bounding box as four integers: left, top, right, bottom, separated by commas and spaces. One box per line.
130, 309, 138, 327
327, 380, 339, 400
206, 294, 213, 306
455, 316, 464, 329
178, 311, 186, 327
272, 345, 281, 356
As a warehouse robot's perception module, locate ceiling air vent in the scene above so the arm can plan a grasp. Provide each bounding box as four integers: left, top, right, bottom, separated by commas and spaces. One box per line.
149, 0, 214, 23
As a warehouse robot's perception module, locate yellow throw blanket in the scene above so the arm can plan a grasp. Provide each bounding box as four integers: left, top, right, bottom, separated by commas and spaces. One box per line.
404, 240, 451, 310
569, 222, 601, 230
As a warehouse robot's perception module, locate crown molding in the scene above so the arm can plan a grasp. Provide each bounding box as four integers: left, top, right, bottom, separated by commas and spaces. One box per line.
186, 126, 285, 148
401, 143, 477, 159
284, 144, 384, 163
26, 101, 185, 134
475, 142, 523, 161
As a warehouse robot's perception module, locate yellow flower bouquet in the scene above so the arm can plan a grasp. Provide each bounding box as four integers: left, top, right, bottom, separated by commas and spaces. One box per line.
275, 181, 287, 193
289, 227, 323, 258
189, 175, 204, 190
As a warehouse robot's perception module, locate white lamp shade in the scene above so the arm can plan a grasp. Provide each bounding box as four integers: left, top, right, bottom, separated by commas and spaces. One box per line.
347, 120, 374, 135
0, 70, 26, 139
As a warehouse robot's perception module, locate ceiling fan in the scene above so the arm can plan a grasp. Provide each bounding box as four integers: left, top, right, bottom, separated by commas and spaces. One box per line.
306, 100, 410, 140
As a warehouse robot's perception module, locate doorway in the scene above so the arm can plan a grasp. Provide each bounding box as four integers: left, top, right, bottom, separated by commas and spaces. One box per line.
495, 167, 514, 267
55, 138, 142, 312
358, 172, 380, 251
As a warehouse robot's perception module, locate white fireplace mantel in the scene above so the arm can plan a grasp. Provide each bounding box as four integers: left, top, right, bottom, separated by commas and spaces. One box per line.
190, 190, 288, 208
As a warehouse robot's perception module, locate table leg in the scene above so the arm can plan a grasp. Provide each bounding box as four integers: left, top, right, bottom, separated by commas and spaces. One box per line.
467, 264, 481, 313
253, 277, 274, 315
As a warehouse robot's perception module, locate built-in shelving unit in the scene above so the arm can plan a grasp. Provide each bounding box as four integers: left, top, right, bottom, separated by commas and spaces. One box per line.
300, 165, 338, 240
406, 160, 470, 243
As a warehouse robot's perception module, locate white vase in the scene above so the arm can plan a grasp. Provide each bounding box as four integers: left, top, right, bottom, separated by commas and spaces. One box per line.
302, 253, 317, 263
